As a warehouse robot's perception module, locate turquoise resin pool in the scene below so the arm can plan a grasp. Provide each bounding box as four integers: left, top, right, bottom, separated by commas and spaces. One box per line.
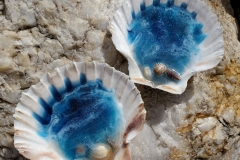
128, 0, 207, 84
33, 74, 122, 159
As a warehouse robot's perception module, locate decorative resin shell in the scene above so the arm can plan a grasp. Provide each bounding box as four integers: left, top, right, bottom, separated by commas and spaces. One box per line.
109, 0, 224, 94
14, 61, 146, 160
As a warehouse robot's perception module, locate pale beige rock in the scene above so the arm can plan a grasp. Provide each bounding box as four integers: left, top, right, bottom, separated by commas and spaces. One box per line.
130, 124, 164, 160
221, 107, 236, 125
196, 117, 218, 133
0, 57, 14, 72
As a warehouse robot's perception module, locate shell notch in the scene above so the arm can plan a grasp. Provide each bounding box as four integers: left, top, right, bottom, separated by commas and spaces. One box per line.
14, 61, 146, 160
109, 0, 224, 94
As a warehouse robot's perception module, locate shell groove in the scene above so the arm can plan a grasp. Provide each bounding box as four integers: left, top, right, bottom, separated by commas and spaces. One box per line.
109, 0, 224, 94
14, 61, 146, 160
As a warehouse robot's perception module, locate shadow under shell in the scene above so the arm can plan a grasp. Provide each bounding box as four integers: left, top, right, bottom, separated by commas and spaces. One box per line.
128, 0, 207, 84
34, 74, 123, 159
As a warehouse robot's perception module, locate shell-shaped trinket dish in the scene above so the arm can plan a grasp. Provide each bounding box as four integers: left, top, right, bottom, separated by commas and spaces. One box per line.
110, 0, 224, 94
14, 61, 146, 160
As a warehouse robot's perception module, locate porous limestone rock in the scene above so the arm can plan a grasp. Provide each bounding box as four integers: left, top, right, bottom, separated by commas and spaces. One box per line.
0, 0, 240, 160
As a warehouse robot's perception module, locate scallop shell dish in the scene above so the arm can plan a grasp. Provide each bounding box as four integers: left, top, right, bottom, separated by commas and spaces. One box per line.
110, 0, 224, 94
14, 62, 146, 160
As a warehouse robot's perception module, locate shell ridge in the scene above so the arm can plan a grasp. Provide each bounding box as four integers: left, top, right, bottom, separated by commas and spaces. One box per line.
123, 91, 142, 122
85, 61, 96, 80
185, 0, 199, 13
20, 94, 43, 112
202, 19, 219, 34
131, 0, 140, 15
99, 64, 107, 79
124, 103, 145, 142
92, 61, 97, 80
31, 86, 55, 109
28, 86, 55, 109
14, 62, 146, 160
203, 14, 218, 28
126, 92, 143, 112
113, 14, 128, 39
45, 73, 62, 102
121, 78, 135, 104
109, 0, 224, 94
38, 75, 58, 103
109, 66, 117, 90
113, 73, 124, 101
144, 0, 153, 7
201, 29, 223, 48
93, 61, 97, 80
56, 67, 73, 93
15, 129, 39, 138
202, 41, 224, 56
19, 100, 49, 120
14, 120, 40, 134
132, 95, 145, 114
195, 3, 209, 22
72, 62, 81, 85
66, 63, 75, 74
66, 62, 80, 88
202, 42, 224, 57
31, 83, 54, 102
14, 140, 45, 150
196, 56, 224, 70
201, 37, 223, 53
50, 68, 67, 93
84, 61, 87, 78
122, 2, 133, 25
72, 62, 81, 77
14, 133, 46, 146
116, 9, 128, 37
14, 111, 40, 130
202, 50, 224, 60
119, 78, 130, 103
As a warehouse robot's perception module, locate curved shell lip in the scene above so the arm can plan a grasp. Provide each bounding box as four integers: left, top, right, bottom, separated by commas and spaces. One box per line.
14, 61, 146, 160
109, 0, 224, 94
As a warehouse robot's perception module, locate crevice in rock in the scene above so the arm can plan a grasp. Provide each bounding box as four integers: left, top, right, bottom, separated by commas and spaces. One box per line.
0, 98, 14, 105
230, 0, 240, 40
0, 0, 4, 16
17, 25, 37, 32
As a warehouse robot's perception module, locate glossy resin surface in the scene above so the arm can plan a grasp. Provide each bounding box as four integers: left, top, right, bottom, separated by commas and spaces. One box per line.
128, 0, 207, 84
14, 62, 146, 160
35, 74, 122, 159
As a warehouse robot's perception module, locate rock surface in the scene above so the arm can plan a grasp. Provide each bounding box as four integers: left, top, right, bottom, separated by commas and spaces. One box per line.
0, 0, 240, 159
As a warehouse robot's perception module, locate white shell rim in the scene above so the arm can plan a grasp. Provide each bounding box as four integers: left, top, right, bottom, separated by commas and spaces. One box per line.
109, 0, 224, 94
14, 61, 146, 160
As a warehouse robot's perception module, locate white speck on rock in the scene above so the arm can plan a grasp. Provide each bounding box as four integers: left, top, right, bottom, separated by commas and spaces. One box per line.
221, 107, 235, 125
196, 117, 218, 133
86, 30, 105, 49
224, 83, 235, 95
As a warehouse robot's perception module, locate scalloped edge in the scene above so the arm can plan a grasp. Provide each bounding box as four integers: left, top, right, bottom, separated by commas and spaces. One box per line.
14, 61, 146, 160
109, 0, 224, 94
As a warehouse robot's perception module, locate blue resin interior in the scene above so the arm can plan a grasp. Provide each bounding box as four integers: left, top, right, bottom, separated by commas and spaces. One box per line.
33, 74, 122, 160
128, 0, 207, 84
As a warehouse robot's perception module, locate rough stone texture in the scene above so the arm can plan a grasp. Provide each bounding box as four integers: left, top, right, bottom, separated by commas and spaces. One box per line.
0, 0, 239, 159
